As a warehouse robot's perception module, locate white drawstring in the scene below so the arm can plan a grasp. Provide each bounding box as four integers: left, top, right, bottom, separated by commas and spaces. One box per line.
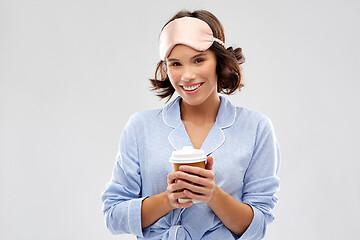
176, 208, 186, 225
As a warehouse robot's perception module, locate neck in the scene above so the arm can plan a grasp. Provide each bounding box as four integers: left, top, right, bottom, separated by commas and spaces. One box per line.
180, 95, 221, 124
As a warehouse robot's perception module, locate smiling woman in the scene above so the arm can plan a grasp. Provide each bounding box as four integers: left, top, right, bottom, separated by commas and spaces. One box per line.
150, 10, 245, 101
166, 45, 218, 108
102, 9, 280, 240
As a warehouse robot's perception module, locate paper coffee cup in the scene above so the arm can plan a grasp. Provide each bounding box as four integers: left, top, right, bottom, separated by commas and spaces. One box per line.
169, 146, 207, 204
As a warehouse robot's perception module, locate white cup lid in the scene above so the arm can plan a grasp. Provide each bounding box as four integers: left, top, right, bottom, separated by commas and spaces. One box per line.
169, 146, 207, 163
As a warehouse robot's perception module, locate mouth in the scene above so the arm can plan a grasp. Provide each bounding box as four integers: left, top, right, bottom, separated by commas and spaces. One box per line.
181, 83, 203, 92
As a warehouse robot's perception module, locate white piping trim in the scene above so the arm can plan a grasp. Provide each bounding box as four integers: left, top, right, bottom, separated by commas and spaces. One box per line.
168, 129, 177, 150
162, 104, 179, 151
162, 108, 175, 128
209, 123, 226, 155
208, 105, 237, 155
241, 222, 262, 240
127, 200, 132, 234
222, 105, 237, 129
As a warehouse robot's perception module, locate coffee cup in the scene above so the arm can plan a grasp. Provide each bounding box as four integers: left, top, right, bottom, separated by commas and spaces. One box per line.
169, 146, 207, 203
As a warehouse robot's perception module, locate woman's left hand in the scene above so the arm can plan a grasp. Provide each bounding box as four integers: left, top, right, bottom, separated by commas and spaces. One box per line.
175, 156, 218, 203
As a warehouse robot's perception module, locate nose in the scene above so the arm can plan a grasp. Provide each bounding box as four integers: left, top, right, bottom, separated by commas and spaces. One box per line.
181, 66, 196, 82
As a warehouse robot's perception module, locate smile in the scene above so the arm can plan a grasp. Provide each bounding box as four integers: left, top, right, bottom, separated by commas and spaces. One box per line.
181, 83, 202, 91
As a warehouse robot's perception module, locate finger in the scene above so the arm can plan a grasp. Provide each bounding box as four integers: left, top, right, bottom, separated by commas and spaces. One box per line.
168, 178, 200, 194
168, 191, 194, 208
178, 166, 211, 178
169, 190, 189, 200
176, 168, 215, 183
177, 179, 210, 195
167, 172, 178, 185
182, 189, 208, 202
205, 156, 213, 170
167, 182, 186, 193
176, 171, 206, 187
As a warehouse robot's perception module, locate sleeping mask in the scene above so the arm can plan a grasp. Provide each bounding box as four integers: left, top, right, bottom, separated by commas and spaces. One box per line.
159, 17, 226, 61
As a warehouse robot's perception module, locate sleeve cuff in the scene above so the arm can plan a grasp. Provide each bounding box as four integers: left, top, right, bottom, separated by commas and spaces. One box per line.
128, 197, 148, 237
238, 205, 265, 240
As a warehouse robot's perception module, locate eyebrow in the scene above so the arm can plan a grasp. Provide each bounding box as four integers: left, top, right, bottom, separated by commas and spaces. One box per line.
191, 53, 207, 59
167, 53, 208, 62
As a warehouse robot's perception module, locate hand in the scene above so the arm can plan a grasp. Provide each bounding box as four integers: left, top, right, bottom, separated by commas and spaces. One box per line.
167, 171, 194, 209
174, 156, 216, 203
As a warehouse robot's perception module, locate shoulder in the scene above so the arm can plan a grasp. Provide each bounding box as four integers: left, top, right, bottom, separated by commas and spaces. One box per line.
219, 96, 273, 130
236, 108, 276, 141
236, 106, 271, 124
125, 108, 163, 128
230, 102, 274, 133
129, 108, 162, 122
123, 97, 181, 131
119, 108, 164, 143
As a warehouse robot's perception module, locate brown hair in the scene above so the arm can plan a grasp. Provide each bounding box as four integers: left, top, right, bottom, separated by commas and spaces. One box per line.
149, 10, 245, 101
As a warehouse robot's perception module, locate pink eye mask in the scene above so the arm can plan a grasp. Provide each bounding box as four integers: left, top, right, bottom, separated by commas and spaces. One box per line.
159, 17, 226, 61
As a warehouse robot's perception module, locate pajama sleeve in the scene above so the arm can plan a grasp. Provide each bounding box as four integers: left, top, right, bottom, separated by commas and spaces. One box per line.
239, 116, 280, 240
101, 116, 146, 237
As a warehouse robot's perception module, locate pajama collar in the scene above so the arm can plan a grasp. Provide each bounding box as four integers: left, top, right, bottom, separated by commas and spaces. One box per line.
162, 95, 236, 156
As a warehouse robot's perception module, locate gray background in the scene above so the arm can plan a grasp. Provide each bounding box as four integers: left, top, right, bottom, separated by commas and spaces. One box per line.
1, 0, 359, 239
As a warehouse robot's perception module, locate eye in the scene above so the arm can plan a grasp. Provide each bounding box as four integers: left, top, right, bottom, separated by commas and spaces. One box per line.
194, 58, 204, 64
170, 62, 182, 67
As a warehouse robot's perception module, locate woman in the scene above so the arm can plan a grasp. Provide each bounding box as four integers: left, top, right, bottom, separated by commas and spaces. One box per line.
102, 10, 280, 240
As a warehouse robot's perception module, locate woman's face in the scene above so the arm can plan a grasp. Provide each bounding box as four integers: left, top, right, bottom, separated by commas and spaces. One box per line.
166, 44, 219, 107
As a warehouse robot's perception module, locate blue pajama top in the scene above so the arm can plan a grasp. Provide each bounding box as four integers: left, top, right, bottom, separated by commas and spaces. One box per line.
102, 96, 280, 240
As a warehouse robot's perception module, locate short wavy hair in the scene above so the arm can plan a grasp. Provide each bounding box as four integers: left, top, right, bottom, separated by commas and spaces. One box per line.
150, 10, 245, 102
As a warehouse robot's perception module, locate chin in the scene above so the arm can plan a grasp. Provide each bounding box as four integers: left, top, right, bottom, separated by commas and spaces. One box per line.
181, 96, 206, 107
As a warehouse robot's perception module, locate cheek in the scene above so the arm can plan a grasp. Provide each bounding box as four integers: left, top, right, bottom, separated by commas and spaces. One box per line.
202, 64, 218, 81
167, 70, 179, 85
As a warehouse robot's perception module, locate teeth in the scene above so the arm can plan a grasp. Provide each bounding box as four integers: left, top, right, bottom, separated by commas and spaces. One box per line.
183, 83, 201, 91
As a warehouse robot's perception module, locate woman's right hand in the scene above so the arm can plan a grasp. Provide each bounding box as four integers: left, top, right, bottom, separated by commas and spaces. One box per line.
166, 171, 194, 209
